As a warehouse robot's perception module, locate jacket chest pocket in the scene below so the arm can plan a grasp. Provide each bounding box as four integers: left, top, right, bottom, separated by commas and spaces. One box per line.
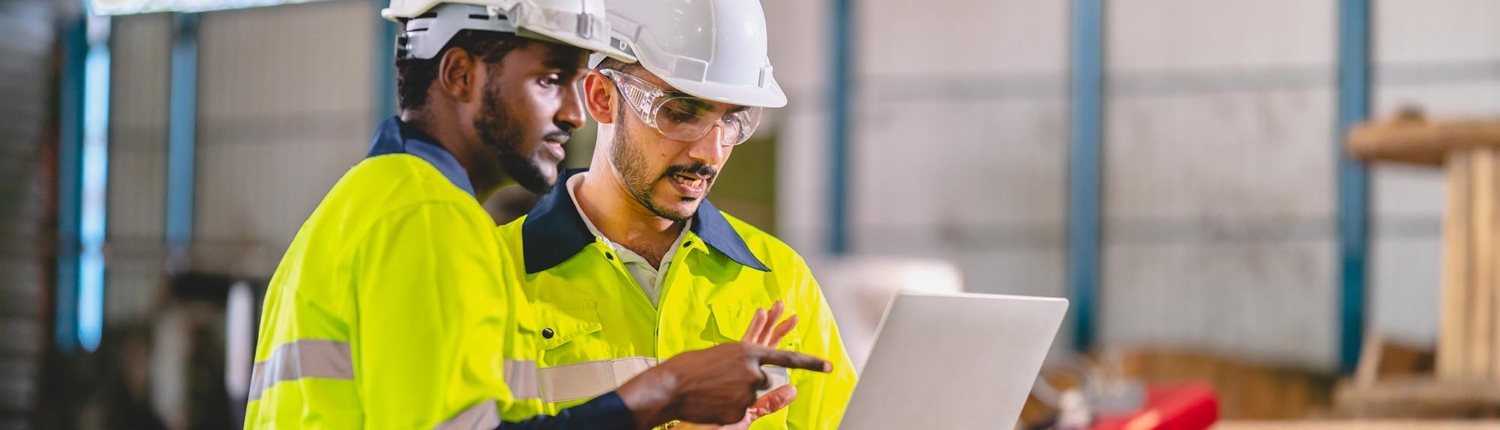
707, 301, 799, 424
535, 302, 606, 366
707, 302, 802, 350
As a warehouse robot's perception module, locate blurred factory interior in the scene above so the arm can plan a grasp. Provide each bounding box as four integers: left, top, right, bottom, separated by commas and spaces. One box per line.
2, 0, 1500, 428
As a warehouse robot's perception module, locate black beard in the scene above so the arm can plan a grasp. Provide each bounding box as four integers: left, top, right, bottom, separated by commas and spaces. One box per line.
475, 82, 556, 194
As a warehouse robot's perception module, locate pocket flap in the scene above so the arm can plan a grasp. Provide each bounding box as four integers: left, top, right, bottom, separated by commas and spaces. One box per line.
709, 302, 800, 347
536, 302, 603, 350
709, 302, 754, 342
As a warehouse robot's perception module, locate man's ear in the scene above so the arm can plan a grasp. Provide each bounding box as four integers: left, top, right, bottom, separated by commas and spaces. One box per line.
583, 71, 617, 124
436, 47, 478, 102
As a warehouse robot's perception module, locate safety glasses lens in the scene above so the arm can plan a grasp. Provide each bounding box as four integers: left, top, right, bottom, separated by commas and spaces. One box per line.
603, 70, 764, 146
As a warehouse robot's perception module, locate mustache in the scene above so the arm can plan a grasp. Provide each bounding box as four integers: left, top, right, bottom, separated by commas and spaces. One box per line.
663, 163, 718, 180
543, 130, 571, 144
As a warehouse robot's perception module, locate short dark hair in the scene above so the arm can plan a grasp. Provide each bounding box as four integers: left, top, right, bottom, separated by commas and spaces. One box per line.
394, 29, 536, 109
594, 57, 645, 76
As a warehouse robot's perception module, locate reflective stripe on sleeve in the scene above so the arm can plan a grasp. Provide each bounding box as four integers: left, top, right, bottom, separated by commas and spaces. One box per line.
247, 339, 354, 401
434, 399, 500, 430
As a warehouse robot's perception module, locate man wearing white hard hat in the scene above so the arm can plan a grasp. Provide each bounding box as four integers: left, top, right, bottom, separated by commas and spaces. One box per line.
496, 0, 857, 428
245, 0, 832, 428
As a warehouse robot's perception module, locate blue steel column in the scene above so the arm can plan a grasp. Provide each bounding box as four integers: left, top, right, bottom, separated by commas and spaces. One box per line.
165, 14, 199, 273
1068, 0, 1104, 352
76, 14, 112, 352
1337, 0, 1371, 373
827, 0, 854, 255
55, 15, 87, 353
374, 0, 397, 122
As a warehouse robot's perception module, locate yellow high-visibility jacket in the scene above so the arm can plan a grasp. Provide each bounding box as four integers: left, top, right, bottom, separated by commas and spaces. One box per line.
245, 118, 633, 429
496, 169, 858, 430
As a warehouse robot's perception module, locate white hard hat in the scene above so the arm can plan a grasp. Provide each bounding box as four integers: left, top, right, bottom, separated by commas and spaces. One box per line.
597, 0, 785, 108
383, 0, 635, 62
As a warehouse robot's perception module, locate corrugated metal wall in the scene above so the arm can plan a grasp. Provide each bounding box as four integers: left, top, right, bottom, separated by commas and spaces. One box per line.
96, 1, 378, 342
86, 0, 1497, 373
771, 0, 1496, 370
108, 13, 172, 324
0, 1, 56, 427
765, 0, 831, 253
192, 0, 376, 277
103, 0, 379, 285
776, 0, 1347, 368
1100, 0, 1340, 369
853, 1, 1070, 303
770, 0, 1345, 366
770, 0, 1072, 305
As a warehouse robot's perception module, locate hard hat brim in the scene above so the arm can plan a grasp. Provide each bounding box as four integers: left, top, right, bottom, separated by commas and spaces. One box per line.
525, 28, 636, 63
657, 74, 787, 109
383, 2, 636, 63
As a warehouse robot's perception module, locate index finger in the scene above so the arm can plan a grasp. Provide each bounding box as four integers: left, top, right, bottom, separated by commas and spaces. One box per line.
751, 346, 832, 373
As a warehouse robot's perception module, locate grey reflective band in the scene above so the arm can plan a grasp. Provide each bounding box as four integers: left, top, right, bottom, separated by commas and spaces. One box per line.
247, 340, 539, 403
434, 399, 500, 430
539, 357, 657, 403
535, 357, 792, 404
247, 339, 354, 401
504, 359, 541, 400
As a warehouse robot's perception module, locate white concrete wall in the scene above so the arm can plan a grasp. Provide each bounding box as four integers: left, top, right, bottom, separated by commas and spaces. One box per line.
768, 0, 1071, 303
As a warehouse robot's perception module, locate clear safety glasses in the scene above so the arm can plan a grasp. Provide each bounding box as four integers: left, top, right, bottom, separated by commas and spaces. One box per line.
599, 69, 763, 146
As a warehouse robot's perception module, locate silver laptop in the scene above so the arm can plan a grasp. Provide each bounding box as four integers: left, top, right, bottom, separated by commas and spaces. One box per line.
839, 291, 1068, 429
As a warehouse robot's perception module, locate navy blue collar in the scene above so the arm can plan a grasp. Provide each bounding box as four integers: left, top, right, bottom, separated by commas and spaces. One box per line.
522, 169, 770, 274
367, 116, 476, 196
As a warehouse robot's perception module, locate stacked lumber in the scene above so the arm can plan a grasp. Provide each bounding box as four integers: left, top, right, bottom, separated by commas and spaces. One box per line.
1348, 113, 1500, 383
1339, 113, 1500, 418
1348, 111, 1500, 167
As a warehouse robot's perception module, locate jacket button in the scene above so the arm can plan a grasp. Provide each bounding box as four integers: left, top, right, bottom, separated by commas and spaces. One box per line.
605, 253, 615, 261
542, 328, 555, 339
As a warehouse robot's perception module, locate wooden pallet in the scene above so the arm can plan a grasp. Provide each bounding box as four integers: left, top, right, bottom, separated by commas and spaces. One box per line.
1217, 420, 1500, 430
1335, 376, 1500, 419
1337, 331, 1500, 418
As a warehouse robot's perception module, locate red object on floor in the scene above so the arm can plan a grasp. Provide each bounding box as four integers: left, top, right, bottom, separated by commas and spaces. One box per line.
1089, 383, 1219, 430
